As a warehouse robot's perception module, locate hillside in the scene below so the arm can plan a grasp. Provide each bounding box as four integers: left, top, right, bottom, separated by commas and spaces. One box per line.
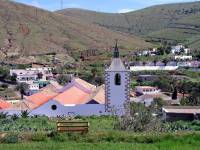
58, 1, 200, 50
0, 1, 151, 65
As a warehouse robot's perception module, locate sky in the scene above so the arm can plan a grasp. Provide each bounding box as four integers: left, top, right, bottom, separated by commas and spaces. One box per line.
14, 0, 198, 13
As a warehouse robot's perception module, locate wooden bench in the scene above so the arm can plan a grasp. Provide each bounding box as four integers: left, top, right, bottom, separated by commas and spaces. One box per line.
57, 121, 89, 133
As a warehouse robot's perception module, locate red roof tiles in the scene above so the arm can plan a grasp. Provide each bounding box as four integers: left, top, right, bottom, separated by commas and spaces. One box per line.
0, 99, 11, 109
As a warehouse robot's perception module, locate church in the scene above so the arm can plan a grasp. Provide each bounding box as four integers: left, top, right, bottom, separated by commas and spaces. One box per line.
1, 41, 130, 117
105, 40, 131, 115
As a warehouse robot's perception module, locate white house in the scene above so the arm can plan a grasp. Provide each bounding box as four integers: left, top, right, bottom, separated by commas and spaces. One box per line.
26, 67, 53, 80
10, 69, 38, 83
29, 83, 40, 91
135, 86, 160, 95
174, 55, 192, 61
130, 66, 179, 71
171, 44, 190, 54
171, 44, 184, 54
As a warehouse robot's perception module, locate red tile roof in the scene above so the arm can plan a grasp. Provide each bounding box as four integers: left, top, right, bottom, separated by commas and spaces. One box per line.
89, 85, 105, 104
0, 99, 11, 109
54, 86, 91, 105
26, 92, 58, 109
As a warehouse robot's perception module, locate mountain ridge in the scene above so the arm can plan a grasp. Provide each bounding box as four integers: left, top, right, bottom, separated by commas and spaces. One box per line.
58, 1, 200, 50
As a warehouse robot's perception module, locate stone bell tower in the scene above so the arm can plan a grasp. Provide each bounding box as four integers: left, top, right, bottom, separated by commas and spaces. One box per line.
105, 40, 130, 115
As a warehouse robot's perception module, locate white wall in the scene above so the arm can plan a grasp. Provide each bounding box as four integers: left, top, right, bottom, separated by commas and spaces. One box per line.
105, 71, 130, 115
130, 66, 179, 71
30, 100, 106, 117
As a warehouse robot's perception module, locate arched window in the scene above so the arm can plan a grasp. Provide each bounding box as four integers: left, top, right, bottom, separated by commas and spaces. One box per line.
115, 73, 121, 85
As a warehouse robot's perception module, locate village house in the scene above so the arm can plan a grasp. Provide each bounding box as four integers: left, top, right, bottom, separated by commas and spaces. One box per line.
131, 86, 179, 107
10, 69, 38, 83
10, 67, 54, 95
131, 93, 172, 106
135, 86, 161, 95
163, 106, 200, 121
171, 44, 190, 54
174, 55, 193, 61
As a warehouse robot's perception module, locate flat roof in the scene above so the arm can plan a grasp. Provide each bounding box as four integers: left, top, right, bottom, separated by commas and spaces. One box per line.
163, 106, 200, 114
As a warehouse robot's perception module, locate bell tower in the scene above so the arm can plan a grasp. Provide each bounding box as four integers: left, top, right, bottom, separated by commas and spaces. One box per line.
105, 40, 130, 115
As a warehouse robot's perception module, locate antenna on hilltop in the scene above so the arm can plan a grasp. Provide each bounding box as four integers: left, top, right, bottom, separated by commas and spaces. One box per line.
61, 0, 63, 10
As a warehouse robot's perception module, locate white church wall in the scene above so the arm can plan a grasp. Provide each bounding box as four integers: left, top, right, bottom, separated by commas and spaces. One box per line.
105, 71, 130, 115
30, 100, 106, 117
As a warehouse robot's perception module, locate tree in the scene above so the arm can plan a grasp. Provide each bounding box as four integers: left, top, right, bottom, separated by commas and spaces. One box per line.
172, 87, 178, 100
153, 59, 158, 66
142, 61, 146, 66
152, 97, 167, 108
0, 67, 9, 80
37, 72, 43, 79
162, 58, 169, 66
10, 73, 17, 82
157, 47, 165, 55
180, 47, 185, 54
180, 82, 200, 106
153, 75, 172, 92
165, 46, 171, 54
117, 102, 161, 132
177, 80, 189, 99
91, 68, 98, 78
16, 83, 29, 99
57, 75, 71, 85
95, 76, 104, 86
21, 110, 29, 118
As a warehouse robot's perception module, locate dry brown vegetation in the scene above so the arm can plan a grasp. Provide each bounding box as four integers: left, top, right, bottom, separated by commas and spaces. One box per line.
0, 1, 152, 65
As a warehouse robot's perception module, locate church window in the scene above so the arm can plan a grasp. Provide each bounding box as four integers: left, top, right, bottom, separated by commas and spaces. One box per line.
115, 73, 121, 85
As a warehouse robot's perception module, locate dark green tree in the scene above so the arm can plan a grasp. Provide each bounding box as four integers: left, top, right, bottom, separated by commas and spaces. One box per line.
16, 83, 29, 99
172, 87, 178, 100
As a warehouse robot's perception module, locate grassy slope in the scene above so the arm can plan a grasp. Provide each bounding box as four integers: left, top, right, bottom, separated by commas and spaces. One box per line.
58, 1, 200, 50
0, 1, 152, 64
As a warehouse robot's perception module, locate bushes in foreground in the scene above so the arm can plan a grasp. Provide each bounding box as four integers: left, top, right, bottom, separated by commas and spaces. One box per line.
0, 131, 200, 144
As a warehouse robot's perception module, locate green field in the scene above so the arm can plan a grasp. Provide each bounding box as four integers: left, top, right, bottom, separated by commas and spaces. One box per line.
1, 138, 200, 150
0, 116, 200, 150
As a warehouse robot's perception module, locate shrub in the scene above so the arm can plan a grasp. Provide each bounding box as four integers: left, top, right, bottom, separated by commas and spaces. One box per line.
11, 114, 19, 121
163, 121, 192, 132
2, 134, 19, 144
31, 133, 47, 142
0, 112, 8, 119
50, 132, 68, 142
1, 84, 8, 88
21, 110, 29, 118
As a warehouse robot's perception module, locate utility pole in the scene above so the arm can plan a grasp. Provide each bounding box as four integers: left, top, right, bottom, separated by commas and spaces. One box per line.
61, 0, 63, 10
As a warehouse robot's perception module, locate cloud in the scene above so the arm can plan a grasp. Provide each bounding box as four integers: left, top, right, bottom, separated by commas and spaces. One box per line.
30, 0, 40, 8
118, 9, 134, 13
